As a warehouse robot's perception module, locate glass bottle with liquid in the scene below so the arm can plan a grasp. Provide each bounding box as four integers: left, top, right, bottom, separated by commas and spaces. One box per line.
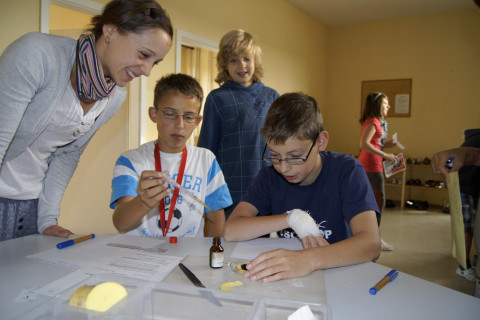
209, 237, 224, 268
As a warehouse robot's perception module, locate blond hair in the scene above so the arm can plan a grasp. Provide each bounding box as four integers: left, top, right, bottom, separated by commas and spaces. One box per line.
215, 29, 264, 85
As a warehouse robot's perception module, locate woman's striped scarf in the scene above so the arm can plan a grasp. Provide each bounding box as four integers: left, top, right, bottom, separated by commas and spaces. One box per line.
75, 34, 116, 102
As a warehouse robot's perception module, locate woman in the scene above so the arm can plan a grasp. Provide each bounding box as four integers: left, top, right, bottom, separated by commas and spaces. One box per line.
358, 92, 397, 251
0, 0, 173, 241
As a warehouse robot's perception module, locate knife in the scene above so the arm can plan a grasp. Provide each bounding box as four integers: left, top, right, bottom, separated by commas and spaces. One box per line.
179, 263, 206, 288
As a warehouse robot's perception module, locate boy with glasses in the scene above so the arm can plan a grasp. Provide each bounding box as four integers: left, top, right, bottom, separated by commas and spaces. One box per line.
110, 74, 232, 237
224, 92, 381, 282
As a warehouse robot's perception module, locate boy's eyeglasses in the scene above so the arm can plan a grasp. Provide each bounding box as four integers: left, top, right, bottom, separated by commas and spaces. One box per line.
159, 109, 199, 123
262, 133, 319, 165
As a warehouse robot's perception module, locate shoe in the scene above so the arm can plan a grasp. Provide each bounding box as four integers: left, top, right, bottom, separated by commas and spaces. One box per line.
381, 239, 394, 251
435, 181, 446, 189
405, 200, 416, 208
456, 266, 475, 282
386, 199, 396, 208
425, 180, 435, 187
415, 201, 429, 210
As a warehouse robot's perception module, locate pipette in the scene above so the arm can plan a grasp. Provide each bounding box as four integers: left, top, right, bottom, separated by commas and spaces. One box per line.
163, 174, 213, 212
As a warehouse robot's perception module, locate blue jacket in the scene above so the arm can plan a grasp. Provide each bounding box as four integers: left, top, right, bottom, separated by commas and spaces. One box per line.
197, 81, 279, 214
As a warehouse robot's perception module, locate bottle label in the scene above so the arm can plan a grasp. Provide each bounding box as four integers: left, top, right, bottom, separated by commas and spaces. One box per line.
211, 252, 224, 268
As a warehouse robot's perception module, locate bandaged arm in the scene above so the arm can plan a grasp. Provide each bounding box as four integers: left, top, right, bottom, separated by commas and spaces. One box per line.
286, 209, 321, 238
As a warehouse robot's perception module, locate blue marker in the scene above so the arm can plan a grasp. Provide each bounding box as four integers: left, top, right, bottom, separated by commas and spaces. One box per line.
57, 234, 95, 249
369, 269, 398, 295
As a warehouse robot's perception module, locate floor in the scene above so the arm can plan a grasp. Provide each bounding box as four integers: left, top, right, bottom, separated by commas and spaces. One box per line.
376, 205, 476, 296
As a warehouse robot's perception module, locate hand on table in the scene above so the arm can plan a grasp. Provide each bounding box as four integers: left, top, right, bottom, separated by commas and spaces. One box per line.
243, 248, 315, 282
43, 225, 74, 238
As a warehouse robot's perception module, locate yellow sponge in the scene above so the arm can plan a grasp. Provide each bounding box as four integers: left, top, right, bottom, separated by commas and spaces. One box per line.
69, 282, 127, 312
220, 280, 243, 292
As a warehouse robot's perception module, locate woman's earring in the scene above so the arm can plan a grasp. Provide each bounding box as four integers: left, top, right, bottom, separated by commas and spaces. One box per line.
105, 35, 110, 44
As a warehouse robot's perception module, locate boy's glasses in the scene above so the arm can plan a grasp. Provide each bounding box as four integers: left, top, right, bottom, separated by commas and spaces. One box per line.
262, 133, 319, 165
159, 109, 199, 123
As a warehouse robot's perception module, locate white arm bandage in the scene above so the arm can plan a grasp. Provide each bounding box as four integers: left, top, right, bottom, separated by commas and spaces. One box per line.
286, 209, 321, 239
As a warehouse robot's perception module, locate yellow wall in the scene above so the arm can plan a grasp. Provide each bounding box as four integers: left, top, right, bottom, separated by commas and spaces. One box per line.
1, 0, 40, 53
326, 9, 480, 158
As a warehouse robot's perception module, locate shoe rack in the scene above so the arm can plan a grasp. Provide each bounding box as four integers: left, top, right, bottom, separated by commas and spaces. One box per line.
385, 163, 448, 209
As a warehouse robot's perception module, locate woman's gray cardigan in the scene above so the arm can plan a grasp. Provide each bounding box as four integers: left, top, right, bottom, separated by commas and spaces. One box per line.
0, 32, 126, 233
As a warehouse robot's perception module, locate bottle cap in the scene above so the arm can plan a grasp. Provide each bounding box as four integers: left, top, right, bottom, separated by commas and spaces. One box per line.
169, 237, 177, 243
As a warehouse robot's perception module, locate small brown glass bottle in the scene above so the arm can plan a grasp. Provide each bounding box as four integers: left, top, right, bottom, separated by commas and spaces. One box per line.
209, 237, 224, 268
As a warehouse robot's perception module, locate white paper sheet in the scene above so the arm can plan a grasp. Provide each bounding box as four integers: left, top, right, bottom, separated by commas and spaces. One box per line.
33, 251, 183, 297
395, 94, 410, 114
27, 234, 167, 270
85, 251, 182, 281
392, 132, 405, 149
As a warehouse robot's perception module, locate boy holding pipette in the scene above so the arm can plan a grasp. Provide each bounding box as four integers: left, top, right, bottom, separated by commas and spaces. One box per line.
110, 74, 232, 237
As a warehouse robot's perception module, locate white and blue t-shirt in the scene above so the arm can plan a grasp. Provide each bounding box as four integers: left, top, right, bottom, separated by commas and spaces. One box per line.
110, 141, 232, 237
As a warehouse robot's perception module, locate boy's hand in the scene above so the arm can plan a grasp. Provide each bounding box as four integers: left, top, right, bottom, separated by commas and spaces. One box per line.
243, 248, 315, 282
137, 170, 170, 209
301, 234, 329, 248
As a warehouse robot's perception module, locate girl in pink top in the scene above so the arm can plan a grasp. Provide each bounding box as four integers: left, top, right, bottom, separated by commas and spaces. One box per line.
358, 92, 397, 250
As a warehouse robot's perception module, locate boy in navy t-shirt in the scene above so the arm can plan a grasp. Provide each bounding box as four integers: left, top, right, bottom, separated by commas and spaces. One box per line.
224, 92, 380, 282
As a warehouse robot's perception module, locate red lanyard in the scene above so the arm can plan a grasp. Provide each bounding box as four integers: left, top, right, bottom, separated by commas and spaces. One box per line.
154, 142, 187, 237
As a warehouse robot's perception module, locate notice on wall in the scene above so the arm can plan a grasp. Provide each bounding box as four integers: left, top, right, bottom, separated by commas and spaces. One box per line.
395, 94, 410, 114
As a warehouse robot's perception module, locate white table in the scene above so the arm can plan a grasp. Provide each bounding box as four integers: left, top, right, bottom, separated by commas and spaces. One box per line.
1, 234, 479, 319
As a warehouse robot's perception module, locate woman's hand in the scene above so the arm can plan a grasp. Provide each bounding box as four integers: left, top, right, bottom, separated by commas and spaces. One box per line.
43, 225, 74, 238
383, 139, 397, 149
384, 153, 397, 164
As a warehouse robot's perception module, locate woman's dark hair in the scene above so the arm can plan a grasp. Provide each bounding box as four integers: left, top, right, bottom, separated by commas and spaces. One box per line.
87, 0, 173, 40
360, 92, 386, 124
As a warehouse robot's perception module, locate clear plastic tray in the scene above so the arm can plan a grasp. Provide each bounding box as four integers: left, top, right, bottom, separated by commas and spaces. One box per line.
143, 282, 331, 320
16, 275, 330, 319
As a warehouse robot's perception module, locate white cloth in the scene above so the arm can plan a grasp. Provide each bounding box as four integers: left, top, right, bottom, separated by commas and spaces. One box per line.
286, 209, 322, 239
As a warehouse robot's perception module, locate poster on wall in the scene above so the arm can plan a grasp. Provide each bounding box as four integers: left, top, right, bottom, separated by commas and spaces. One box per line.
394, 94, 410, 114
361, 79, 412, 117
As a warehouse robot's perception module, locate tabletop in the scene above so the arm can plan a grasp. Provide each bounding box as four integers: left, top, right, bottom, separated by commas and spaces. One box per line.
1, 234, 479, 319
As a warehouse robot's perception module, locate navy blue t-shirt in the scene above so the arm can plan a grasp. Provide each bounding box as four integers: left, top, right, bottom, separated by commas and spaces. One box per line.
242, 151, 379, 244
